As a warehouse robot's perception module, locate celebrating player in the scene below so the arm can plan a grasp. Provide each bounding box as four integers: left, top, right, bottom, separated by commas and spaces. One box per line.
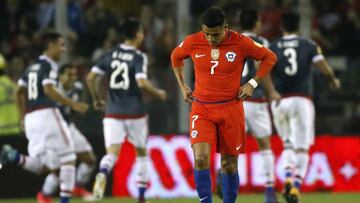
171, 7, 277, 203
87, 18, 167, 202
269, 10, 341, 203
37, 64, 96, 203
0, 32, 88, 203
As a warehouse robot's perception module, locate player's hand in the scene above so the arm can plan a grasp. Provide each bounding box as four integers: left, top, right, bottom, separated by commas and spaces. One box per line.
329, 78, 341, 90
267, 90, 281, 106
237, 83, 254, 100
71, 101, 89, 113
180, 85, 193, 103
157, 89, 167, 101
93, 99, 106, 111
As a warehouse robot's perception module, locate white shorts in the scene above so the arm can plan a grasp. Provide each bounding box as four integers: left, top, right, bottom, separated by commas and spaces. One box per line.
69, 123, 93, 153
271, 97, 315, 150
103, 116, 148, 148
244, 101, 272, 138
24, 108, 76, 170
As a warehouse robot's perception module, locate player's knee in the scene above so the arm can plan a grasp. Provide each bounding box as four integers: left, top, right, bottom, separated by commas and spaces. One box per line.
221, 159, 237, 174
194, 155, 210, 170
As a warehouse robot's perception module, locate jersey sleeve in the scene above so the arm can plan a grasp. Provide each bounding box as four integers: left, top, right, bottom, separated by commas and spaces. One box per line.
42, 64, 57, 86
241, 36, 277, 77
134, 53, 148, 79
171, 36, 192, 68
17, 70, 28, 87
91, 54, 109, 75
309, 40, 324, 63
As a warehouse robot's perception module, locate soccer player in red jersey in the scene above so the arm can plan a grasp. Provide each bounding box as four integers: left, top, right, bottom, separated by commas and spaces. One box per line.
171, 7, 277, 203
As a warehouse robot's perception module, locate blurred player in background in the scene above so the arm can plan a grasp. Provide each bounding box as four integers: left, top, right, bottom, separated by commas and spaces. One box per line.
238, 8, 281, 203
37, 64, 96, 203
87, 18, 167, 202
171, 7, 277, 203
0, 32, 88, 203
270, 10, 341, 203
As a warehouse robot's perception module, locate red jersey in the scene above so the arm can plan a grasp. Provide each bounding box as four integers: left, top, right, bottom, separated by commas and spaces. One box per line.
171, 30, 277, 102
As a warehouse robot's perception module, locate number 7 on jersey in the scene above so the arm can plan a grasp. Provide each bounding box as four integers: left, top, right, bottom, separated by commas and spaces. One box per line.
210, 60, 218, 75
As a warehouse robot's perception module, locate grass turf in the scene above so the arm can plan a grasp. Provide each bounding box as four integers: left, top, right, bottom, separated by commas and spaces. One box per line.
0, 193, 359, 203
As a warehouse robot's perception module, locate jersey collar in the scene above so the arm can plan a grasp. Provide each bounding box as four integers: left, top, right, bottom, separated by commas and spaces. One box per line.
120, 44, 136, 50
241, 31, 256, 37
282, 34, 298, 39
39, 55, 58, 70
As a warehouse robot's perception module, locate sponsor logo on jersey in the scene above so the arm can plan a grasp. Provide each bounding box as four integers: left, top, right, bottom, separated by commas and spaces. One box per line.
225, 51, 236, 62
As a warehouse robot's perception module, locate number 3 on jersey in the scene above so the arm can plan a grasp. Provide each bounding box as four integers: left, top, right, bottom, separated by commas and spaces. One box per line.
110, 60, 129, 90
284, 48, 298, 76
210, 60, 218, 75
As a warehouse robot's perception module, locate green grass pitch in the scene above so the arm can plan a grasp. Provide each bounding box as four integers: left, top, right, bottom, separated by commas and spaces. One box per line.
1, 193, 359, 203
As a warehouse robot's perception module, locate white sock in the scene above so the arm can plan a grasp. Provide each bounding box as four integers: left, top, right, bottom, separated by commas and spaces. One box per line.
260, 149, 275, 186
281, 148, 296, 178
42, 173, 59, 196
135, 156, 149, 188
99, 153, 118, 174
295, 152, 309, 179
21, 156, 44, 174
60, 165, 76, 197
76, 162, 95, 186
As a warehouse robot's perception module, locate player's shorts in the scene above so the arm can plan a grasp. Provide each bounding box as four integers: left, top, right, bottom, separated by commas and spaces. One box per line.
244, 101, 272, 138
24, 108, 76, 170
189, 99, 246, 155
103, 116, 148, 148
69, 123, 93, 153
271, 96, 315, 150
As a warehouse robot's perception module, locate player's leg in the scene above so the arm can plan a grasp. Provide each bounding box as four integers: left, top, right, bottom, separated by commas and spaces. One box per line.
217, 100, 246, 203
39, 172, 59, 203
134, 147, 149, 203
271, 99, 296, 182
247, 102, 278, 203
92, 118, 125, 199
293, 98, 315, 191
69, 123, 96, 199
193, 143, 213, 203
189, 103, 217, 203
220, 154, 239, 203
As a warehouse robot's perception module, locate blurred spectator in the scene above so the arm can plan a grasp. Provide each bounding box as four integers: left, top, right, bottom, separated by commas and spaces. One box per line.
0, 53, 20, 136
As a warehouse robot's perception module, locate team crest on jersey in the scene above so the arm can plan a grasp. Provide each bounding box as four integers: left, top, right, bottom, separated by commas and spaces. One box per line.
191, 130, 198, 138
211, 49, 219, 60
225, 51, 236, 62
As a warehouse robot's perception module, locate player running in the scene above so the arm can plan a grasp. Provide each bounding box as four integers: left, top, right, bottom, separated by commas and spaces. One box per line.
0, 32, 88, 203
37, 63, 96, 203
270, 10, 341, 203
171, 7, 277, 203
86, 18, 167, 203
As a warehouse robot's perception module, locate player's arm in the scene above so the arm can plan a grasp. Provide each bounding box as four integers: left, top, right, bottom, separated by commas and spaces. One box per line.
43, 84, 88, 113
86, 71, 105, 111
171, 39, 193, 103
136, 79, 166, 101
15, 84, 27, 129
312, 48, 341, 90
238, 37, 277, 100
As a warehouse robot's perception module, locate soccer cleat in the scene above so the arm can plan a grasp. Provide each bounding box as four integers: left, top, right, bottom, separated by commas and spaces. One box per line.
73, 186, 96, 202
283, 178, 300, 203
0, 145, 18, 165
36, 192, 53, 203
92, 173, 107, 200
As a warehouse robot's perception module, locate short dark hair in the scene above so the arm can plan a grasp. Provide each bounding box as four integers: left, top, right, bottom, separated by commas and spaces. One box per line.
59, 63, 74, 75
201, 7, 226, 28
41, 32, 62, 51
281, 10, 300, 32
239, 8, 258, 30
120, 18, 141, 40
